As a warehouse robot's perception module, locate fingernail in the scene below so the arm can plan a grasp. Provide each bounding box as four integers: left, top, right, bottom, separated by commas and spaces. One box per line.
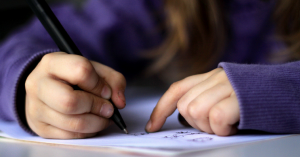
100, 103, 114, 118
145, 120, 152, 132
118, 91, 126, 104
101, 85, 111, 99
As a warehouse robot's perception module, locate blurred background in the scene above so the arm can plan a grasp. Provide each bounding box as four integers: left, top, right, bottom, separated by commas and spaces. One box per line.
0, 0, 163, 87
0, 0, 83, 42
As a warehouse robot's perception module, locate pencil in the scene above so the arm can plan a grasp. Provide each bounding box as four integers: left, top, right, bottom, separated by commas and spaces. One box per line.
26, 0, 128, 134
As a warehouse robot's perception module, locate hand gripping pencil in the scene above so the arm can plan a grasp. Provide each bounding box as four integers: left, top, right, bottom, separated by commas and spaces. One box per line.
26, 0, 128, 134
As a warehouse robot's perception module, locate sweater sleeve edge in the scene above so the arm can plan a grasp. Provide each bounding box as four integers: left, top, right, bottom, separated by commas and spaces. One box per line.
12, 49, 58, 135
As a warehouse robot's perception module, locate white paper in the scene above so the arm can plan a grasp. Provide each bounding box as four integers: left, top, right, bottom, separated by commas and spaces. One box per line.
0, 95, 291, 155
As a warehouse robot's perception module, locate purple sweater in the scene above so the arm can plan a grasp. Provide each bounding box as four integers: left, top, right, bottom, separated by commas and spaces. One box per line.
0, 0, 300, 134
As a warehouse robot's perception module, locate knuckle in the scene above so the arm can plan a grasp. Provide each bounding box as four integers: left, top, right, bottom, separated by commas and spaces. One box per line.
209, 106, 225, 126
74, 59, 93, 83
60, 92, 78, 113
195, 101, 210, 121
91, 97, 105, 115
169, 81, 182, 94
41, 52, 63, 74
212, 70, 226, 81
25, 76, 35, 92
69, 118, 86, 132
41, 52, 61, 68
187, 102, 199, 120
177, 99, 187, 116
111, 71, 126, 82
41, 53, 55, 64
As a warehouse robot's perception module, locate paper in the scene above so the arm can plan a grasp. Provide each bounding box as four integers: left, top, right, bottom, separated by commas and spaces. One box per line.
0, 93, 291, 155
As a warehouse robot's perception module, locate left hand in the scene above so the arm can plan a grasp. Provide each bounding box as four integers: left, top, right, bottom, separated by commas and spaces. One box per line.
145, 68, 240, 136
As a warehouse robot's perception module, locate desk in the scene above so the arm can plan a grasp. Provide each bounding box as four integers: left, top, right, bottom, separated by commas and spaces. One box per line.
1, 135, 300, 157
1, 87, 299, 157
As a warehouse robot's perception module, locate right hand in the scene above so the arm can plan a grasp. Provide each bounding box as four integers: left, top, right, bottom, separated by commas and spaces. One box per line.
25, 52, 126, 139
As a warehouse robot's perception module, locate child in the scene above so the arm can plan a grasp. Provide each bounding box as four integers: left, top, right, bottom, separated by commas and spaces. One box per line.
0, 0, 300, 139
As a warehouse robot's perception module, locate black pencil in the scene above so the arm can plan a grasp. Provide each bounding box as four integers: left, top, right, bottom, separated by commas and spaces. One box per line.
26, 0, 128, 134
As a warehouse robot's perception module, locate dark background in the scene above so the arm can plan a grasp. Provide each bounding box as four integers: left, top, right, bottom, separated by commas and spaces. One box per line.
0, 0, 82, 41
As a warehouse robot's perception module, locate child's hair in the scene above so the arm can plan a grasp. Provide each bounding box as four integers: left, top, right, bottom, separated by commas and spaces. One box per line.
274, 0, 300, 62
146, 0, 300, 83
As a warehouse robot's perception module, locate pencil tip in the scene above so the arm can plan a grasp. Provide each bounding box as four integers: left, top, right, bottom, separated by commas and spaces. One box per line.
124, 128, 129, 134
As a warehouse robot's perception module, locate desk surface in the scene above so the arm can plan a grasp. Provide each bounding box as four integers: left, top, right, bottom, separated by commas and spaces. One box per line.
1, 87, 299, 157
1, 135, 300, 157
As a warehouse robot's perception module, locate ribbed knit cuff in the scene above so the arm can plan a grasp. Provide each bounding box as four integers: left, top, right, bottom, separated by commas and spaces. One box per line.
219, 62, 300, 133
12, 49, 58, 135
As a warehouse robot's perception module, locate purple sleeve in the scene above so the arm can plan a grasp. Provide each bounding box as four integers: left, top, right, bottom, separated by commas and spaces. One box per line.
0, 0, 162, 133
219, 62, 300, 133
0, 22, 59, 132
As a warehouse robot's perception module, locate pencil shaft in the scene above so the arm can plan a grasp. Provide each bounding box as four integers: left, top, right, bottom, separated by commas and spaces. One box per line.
26, 0, 127, 133
26, 0, 81, 55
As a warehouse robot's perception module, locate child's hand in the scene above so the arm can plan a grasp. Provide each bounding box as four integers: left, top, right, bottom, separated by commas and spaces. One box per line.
25, 52, 126, 139
146, 68, 240, 136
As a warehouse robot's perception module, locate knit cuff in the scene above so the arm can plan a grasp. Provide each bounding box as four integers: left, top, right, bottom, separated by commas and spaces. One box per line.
12, 49, 58, 135
219, 62, 300, 133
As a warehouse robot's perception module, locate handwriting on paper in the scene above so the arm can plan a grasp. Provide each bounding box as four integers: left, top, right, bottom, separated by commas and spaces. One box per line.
129, 131, 213, 142
163, 131, 203, 139
131, 132, 149, 136
188, 137, 213, 142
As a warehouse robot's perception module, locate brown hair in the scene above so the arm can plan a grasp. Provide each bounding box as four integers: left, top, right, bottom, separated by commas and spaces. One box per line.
145, 0, 226, 83
145, 0, 300, 83
274, 0, 300, 61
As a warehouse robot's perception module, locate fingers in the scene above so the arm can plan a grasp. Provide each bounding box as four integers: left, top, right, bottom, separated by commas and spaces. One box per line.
28, 99, 111, 134
41, 52, 127, 110
176, 79, 219, 132
38, 77, 114, 118
178, 113, 191, 127
146, 68, 240, 136
146, 71, 217, 132
25, 52, 127, 139
27, 111, 98, 139
42, 52, 112, 99
35, 124, 97, 139
177, 70, 226, 114
184, 83, 233, 134
209, 95, 240, 136
91, 61, 127, 109
44, 110, 110, 134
